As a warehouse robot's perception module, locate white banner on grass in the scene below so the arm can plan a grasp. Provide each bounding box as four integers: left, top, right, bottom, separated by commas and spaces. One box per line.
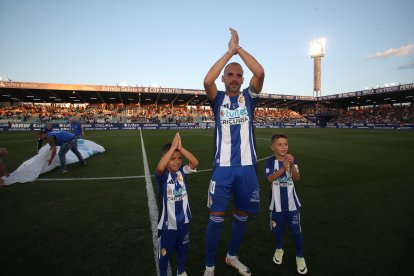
2, 139, 105, 185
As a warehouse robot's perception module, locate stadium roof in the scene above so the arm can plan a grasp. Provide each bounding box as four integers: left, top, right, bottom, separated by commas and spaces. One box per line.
0, 81, 316, 109
1, 81, 413, 109
318, 83, 414, 108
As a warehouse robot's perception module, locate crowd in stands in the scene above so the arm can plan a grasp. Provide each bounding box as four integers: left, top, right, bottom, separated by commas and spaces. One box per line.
330, 106, 414, 125
0, 103, 311, 125
4, 103, 412, 126
124, 105, 213, 123
0, 104, 119, 124
4, 103, 413, 125
255, 109, 309, 124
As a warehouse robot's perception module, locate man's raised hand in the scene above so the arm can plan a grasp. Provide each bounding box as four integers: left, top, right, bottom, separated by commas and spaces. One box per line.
228, 27, 239, 55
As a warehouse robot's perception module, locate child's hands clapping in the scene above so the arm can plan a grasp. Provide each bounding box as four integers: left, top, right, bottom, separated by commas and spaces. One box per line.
172, 132, 181, 150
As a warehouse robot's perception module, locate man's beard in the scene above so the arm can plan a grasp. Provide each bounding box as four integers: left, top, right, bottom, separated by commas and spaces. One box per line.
225, 83, 241, 93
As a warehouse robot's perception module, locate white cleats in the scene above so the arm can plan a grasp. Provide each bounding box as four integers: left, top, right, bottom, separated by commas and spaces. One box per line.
296, 257, 308, 274
273, 248, 284, 265
225, 255, 251, 276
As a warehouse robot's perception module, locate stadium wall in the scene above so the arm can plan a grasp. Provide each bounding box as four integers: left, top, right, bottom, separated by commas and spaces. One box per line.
1, 122, 413, 131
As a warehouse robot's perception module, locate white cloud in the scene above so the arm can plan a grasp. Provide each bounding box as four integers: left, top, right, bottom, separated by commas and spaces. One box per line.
367, 44, 414, 59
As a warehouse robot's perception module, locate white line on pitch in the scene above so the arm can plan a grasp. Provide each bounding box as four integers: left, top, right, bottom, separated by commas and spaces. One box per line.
139, 129, 171, 276
258, 155, 272, 162
36, 156, 272, 182
38, 175, 146, 181
0, 139, 35, 144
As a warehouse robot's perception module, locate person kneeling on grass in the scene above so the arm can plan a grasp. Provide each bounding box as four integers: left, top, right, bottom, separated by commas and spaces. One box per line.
155, 132, 199, 276
38, 130, 86, 173
264, 133, 308, 274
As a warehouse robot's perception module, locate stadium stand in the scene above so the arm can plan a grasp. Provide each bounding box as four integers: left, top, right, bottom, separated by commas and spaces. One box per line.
1, 81, 413, 129
0, 103, 311, 124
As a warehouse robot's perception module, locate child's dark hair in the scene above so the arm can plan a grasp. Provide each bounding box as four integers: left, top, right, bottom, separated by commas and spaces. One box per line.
161, 143, 172, 155
271, 133, 288, 141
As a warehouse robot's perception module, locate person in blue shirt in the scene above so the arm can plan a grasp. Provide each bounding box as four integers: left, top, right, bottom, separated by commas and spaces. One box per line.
38, 130, 86, 173
265, 133, 307, 274
155, 132, 199, 276
203, 28, 265, 276
37, 122, 53, 152
70, 117, 84, 139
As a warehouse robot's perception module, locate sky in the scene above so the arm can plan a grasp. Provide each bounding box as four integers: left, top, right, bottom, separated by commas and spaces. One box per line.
0, 0, 413, 96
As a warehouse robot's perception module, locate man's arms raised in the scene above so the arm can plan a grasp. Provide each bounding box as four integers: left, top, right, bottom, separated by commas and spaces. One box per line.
203, 28, 265, 102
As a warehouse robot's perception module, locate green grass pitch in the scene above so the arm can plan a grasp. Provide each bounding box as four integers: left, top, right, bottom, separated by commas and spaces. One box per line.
0, 128, 413, 275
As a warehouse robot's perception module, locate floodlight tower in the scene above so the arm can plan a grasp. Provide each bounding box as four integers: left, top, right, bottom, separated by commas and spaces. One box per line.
310, 38, 326, 97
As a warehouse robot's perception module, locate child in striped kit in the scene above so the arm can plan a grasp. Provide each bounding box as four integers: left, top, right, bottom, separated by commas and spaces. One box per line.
264, 133, 308, 275
155, 132, 199, 276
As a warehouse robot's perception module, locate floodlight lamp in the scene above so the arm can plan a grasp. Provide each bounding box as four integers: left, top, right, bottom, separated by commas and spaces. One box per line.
310, 38, 326, 57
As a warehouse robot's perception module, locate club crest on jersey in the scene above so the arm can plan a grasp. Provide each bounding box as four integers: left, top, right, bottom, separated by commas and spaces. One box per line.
238, 95, 245, 103
161, 248, 167, 256
272, 220, 277, 228
177, 172, 183, 183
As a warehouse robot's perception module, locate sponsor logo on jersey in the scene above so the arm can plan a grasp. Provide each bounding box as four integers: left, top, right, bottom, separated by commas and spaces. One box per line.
219, 105, 249, 126
273, 175, 294, 187
273, 181, 293, 187
167, 181, 188, 202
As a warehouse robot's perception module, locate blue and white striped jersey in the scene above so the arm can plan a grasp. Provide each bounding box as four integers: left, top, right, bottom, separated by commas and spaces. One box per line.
265, 157, 301, 212
156, 165, 195, 230
210, 88, 258, 167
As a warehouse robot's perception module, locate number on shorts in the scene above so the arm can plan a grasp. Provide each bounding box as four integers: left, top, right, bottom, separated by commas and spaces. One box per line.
209, 180, 216, 194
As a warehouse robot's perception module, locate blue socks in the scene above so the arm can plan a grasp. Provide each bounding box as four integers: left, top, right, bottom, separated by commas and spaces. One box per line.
205, 215, 224, 267
227, 213, 248, 257
206, 213, 249, 267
